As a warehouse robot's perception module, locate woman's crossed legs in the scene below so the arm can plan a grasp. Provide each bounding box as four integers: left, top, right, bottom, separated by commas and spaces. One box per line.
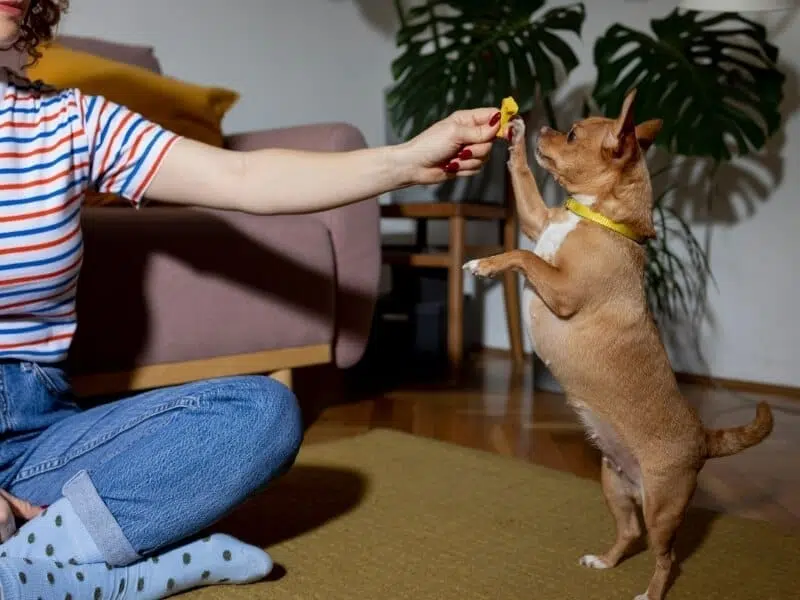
0, 366, 303, 599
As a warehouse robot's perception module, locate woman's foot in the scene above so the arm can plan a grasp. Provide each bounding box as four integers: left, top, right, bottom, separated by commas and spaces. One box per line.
0, 533, 272, 599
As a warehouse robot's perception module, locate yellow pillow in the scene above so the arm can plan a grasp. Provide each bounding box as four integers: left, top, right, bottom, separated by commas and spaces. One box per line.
27, 42, 240, 206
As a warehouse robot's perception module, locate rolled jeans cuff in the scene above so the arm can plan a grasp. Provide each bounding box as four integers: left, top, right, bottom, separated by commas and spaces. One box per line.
61, 469, 141, 567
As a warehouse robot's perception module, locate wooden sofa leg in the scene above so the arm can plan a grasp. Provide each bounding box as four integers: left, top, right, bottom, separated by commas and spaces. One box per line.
270, 368, 293, 391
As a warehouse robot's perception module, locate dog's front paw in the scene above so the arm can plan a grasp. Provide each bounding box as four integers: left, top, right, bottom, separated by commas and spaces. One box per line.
579, 554, 610, 570
463, 259, 495, 278
508, 117, 527, 148
633, 594, 651, 600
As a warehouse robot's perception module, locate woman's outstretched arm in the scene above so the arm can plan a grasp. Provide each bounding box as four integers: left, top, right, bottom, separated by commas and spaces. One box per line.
144, 108, 502, 214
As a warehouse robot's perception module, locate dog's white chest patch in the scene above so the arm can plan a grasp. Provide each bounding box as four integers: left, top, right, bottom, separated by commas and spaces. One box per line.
533, 212, 580, 264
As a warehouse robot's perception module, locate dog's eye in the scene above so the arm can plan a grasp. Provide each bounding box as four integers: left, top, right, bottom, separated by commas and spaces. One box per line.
567, 129, 576, 143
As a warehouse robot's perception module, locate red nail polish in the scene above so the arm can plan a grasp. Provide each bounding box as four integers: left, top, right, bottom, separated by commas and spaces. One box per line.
489, 112, 501, 126
458, 149, 472, 160
444, 161, 459, 174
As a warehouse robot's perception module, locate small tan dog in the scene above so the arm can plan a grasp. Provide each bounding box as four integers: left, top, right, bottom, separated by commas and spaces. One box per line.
464, 89, 773, 600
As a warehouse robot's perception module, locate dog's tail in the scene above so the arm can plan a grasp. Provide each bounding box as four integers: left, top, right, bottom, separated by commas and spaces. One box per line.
705, 402, 773, 459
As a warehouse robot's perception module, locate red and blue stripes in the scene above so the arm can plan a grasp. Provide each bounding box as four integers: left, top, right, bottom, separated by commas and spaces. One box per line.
0, 68, 180, 361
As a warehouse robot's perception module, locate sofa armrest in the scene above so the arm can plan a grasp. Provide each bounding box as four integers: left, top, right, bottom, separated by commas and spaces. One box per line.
224, 122, 367, 153
225, 123, 381, 369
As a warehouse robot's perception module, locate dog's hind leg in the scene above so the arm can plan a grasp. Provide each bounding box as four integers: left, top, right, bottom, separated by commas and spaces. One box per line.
580, 456, 643, 570
635, 470, 698, 600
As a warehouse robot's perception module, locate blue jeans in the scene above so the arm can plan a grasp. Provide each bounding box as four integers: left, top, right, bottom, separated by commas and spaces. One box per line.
0, 360, 303, 566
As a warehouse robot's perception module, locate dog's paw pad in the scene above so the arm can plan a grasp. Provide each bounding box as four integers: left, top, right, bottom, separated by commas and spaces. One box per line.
579, 555, 609, 569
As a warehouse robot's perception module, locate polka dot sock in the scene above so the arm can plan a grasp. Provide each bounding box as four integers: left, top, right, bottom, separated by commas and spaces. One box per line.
0, 533, 272, 599
0, 497, 103, 564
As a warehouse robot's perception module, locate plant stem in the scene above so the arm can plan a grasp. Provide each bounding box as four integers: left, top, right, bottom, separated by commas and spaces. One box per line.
393, 0, 406, 28
426, 0, 442, 53
542, 94, 559, 130
690, 159, 720, 328
650, 163, 681, 180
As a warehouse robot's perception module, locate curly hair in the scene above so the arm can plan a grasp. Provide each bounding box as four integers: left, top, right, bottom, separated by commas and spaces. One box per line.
12, 0, 69, 65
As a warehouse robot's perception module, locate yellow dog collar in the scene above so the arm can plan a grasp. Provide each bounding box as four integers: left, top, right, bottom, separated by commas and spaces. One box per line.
565, 198, 644, 244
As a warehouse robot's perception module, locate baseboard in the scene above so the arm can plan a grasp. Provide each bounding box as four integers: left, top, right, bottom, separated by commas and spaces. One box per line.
480, 347, 800, 400
481, 347, 532, 360
673, 372, 800, 400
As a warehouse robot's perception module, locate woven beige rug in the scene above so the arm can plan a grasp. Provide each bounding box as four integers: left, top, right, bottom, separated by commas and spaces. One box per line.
187, 429, 798, 599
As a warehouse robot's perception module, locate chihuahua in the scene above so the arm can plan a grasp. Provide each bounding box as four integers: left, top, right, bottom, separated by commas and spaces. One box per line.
464, 89, 773, 600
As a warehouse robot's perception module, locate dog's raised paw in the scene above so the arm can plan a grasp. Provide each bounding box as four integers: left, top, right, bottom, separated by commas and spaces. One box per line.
463, 259, 490, 277
509, 118, 527, 147
579, 555, 609, 569
462, 259, 477, 272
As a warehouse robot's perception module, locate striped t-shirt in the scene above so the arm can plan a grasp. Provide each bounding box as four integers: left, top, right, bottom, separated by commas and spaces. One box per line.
0, 68, 180, 363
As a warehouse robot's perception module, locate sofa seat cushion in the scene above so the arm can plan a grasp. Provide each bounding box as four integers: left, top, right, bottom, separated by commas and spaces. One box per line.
68, 207, 336, 375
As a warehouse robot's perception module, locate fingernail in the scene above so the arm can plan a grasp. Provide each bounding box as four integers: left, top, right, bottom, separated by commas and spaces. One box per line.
444, 161, 459, 173
458, 149, 472, 160
489, 112, 501, 126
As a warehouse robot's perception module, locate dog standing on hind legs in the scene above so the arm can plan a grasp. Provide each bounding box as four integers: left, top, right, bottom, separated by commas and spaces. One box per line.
464, 89, 774, 600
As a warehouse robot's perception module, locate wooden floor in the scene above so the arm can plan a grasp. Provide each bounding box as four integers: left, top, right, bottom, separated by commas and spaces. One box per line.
304, 353, 800, 530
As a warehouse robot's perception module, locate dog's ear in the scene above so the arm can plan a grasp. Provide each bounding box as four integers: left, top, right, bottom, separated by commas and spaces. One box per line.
635, 119, 663, 152
605, 89, 638, 157
613, 89, 637, 137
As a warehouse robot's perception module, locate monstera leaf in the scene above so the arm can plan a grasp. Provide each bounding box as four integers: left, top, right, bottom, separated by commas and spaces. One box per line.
592, 9, 785, 161
387, 0, 585, 140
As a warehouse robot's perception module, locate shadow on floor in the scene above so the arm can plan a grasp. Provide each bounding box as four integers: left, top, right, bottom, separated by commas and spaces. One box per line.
674, 506, 720, 563
205, 465, 369, 554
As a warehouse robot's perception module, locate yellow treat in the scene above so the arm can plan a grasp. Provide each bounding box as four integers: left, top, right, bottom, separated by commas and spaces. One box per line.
496, 96, 519, 138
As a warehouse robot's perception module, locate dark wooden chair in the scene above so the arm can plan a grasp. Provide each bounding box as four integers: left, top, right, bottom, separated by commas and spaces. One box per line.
380, 174, 525, 374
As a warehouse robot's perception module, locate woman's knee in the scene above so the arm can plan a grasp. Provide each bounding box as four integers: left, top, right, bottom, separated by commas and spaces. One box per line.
251, 375, 304, 462
213, 375, 304, 469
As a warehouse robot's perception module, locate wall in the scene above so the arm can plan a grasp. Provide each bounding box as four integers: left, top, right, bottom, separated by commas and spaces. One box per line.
57, 0, 800, 387
58, 0, 400, 146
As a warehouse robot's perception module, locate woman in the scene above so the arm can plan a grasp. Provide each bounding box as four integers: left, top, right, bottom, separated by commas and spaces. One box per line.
0, 0, 503, 598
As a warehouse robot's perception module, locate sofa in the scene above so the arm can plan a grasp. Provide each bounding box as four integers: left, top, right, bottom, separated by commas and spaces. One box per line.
1, 35, 381, 397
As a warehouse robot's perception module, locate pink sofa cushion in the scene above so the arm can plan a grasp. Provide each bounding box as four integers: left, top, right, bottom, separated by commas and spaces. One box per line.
0, 49, 23, 72
0, 35, 162, 74
57, 35, 162, 73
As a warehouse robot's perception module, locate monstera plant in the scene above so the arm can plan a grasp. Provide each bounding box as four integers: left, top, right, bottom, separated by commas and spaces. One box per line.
592, 9, 785, 321
387, 0, 585, 139
592, 10, 784, 161
386, 1, 786, 325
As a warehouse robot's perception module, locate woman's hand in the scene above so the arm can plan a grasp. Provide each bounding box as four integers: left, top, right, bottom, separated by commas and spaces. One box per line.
0, 489, 45, 542
395, 107, 502, 185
